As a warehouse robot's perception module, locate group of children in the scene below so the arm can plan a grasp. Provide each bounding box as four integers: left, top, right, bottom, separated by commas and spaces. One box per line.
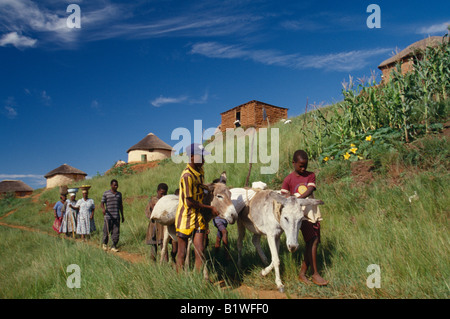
147, 144, 328, 286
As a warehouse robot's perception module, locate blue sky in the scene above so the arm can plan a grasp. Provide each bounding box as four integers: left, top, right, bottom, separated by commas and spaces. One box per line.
0, 0, 449, 189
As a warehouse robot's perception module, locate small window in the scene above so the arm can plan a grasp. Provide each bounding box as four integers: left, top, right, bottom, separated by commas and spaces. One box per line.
141, 154, 147, 162
235, 110, 241, 127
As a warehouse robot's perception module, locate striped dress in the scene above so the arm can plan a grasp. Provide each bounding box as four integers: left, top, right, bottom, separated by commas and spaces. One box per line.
60, 200, 77, 233
175, 164, 206, 237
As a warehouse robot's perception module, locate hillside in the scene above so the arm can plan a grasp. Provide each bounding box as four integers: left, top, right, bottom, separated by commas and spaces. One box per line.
0, 112, 448, 299
0, 40, 449, 299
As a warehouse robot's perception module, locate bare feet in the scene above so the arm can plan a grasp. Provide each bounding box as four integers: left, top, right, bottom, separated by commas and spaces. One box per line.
311, 273, 328, 286
298, 273, 312, 285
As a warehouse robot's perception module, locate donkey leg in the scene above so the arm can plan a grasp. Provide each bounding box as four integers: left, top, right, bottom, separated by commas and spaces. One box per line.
262, 235, 284, 292
252, 234, 269, 266
185, 237, 192, 269
237, 220, 245, 268
203, 260, 209, 281
160, 226, 170, 264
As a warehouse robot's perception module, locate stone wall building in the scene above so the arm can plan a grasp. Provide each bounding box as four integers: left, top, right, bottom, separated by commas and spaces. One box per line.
378, 36, 447, 83
0, 180, 33, 197
127, 133, 173, 163
220, 100, 288, 132
44, 164, 87, 189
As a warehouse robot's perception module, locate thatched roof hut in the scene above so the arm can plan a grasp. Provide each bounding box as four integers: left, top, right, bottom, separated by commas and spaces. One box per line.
127, 133, 173, 163
378, 36, 447, 82
44, 164, 87, 189
0, 180, 33, 197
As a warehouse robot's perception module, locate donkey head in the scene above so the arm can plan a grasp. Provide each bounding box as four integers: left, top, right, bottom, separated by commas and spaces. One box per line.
270, 192, 324, 253
201, 171, 237, 224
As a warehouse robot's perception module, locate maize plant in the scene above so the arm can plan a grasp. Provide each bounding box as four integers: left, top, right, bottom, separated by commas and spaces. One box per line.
307, 35, 449, 164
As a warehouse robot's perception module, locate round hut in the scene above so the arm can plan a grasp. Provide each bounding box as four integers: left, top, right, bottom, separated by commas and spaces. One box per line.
44, 164, 87, 189
127, 133, 174, 163
0, 180, 33, 197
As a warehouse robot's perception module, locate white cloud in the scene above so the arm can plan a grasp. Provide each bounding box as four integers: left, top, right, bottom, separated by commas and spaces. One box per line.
0, 174, 46, 188
91, 100, 99, 109
190, 42, 391, 72
0, 0, 263, 48
86, 0, 263, 42
0, 31, 37, 49
151, 95, 188, 107
151, 90, 211, 107
3, 97, 18, 119
0, 0, 122, 48
41, 90, 52, 105
0, 0, 66, 35
4, 106, 18, 119
280, 11, 362, 33
417, 21, 450, 35
189, 91, 209, 105
0, 174, 43, 179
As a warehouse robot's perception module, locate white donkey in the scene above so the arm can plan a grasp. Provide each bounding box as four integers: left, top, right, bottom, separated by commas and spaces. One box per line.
151, 173, 237, 264
236, 190, 324, 292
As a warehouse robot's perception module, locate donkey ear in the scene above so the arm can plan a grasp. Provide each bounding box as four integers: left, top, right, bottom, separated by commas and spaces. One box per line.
200, 183, 215, 194
269, 191, 288, 205
218, 171, 227, 184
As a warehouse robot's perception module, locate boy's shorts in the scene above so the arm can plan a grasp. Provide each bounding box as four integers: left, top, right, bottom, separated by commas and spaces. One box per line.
301, 220, 321, 243
175, 210, 207, 238
213, 217, 228, 239
176, 228, 206, 239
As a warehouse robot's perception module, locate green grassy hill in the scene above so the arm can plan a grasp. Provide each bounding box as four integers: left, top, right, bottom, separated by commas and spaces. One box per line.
1, 113, 448, 299
1, 40, 449, 299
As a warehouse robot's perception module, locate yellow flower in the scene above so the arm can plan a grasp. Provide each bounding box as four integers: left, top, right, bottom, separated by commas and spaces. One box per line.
357, 155, 364, 160
365, 135, 372, 141
350, 147, 358, 154
323, 156, 329, 162
343, 152, 351, 160
350, 143, 356, 147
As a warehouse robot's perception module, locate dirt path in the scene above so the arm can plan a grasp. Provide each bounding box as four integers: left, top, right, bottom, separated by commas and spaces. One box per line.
0, 209, 146, 264
235, 284, 295, 299
0, 209, 17, 219
0, 208, 297, 299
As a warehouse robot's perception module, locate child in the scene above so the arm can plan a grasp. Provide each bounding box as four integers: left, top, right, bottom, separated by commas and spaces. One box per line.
281, 150, 328, 286
53, 193, 66, 234
175, 143, 218, 273
145, 183, 168, 261
101, 179, 124, 252
211, 178, 231, 260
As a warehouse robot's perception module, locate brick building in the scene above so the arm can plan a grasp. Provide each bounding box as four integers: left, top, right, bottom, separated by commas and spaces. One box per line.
378, 36, 446, 83
220, 100, 288, 132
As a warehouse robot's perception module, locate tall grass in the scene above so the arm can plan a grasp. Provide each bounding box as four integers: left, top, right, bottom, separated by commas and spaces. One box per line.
2, 133, 448, 298
0, 227, 241, 299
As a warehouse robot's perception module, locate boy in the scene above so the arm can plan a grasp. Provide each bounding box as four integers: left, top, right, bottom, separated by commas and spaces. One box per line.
145, 183, 168, 261
101, 179, 124, 252
281, 150, 328, 286
175, 143, 218, 273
